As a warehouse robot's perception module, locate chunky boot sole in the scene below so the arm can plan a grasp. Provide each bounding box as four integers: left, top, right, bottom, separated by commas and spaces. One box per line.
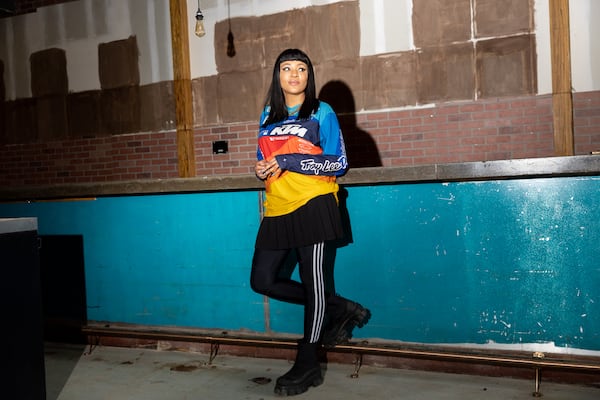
274, 366, 323, 396
322, 303, 371, 348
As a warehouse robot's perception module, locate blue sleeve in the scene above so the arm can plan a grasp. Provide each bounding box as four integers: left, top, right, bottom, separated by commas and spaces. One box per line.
257, 108, 269, 161
275, 102, 348, 177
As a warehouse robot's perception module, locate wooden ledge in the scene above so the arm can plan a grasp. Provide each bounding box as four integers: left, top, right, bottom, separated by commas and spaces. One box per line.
1, 155, 599, 202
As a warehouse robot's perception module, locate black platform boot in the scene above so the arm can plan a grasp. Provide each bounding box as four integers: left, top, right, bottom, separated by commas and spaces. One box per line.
274, 341, 323, 396
321, 296, 371, 348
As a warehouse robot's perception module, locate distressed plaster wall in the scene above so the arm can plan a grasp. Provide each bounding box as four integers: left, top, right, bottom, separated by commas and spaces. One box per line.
0, 0, 598, 188
1, 34, 175, 144
195, 0, 536, 125
1, 1, 534, 139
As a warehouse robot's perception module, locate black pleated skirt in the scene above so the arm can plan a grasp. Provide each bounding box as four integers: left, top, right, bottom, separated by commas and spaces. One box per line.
255, 193, 343, 250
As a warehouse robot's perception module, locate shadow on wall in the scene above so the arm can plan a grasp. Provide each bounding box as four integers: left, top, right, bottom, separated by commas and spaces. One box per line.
319, 80, 382, 168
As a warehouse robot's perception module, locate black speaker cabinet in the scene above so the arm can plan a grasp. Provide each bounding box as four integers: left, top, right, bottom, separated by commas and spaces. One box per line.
1, 217, 46, 400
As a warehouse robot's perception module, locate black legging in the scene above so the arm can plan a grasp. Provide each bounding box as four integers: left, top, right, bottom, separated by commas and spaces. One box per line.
251, 242, 326, 343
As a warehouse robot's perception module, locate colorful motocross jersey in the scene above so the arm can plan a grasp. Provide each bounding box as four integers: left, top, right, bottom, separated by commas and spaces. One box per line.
257, 101, 348, 217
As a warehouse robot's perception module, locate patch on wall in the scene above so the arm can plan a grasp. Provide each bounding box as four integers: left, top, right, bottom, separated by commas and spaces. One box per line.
477, 35, 537, 98
98, 35, 140, 90
30, 48, 68, 97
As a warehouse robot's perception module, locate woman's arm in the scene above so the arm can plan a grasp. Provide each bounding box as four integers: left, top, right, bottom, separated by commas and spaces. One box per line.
274, 103, 348, 177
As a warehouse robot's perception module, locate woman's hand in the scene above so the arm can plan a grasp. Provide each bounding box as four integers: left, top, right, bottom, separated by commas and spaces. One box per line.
255, 158, 281, 180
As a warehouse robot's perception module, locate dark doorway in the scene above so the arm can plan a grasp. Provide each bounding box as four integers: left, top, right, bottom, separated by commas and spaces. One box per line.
39, 235, 87, 344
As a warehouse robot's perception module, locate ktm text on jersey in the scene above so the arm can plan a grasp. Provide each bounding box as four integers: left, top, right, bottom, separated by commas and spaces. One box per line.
257, 101, 348, 217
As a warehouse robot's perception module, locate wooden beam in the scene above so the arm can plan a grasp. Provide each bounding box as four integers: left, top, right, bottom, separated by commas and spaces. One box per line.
169, 0, 196, 177
549, 0, 574, 156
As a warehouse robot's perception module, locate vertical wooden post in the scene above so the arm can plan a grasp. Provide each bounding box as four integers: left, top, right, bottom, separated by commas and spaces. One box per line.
549, 0, 574, 156
169, 0, 196, 177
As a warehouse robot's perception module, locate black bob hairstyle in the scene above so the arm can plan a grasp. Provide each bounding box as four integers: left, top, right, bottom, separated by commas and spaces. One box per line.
261, 48, 320, 127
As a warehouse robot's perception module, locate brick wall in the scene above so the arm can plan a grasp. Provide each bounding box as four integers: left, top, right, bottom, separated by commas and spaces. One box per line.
1, 131, 179, 185
353, 96, 554, 167
1, 91, 598, 187
194, 91, 598, 177
574, 91, 600, 155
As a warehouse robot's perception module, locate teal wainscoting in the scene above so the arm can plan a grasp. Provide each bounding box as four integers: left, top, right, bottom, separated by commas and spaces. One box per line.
333, 177, 599, 351
1, 176, 598, 351
0, 191, 264, 332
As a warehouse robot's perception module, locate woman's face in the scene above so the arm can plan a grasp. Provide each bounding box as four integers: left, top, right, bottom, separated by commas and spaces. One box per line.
279, 60, 309, 104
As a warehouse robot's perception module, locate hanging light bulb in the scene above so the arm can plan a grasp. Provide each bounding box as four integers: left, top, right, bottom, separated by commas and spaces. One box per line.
226, 0, 235, 57
227, 29, 236, 57
195, 2, 205, 37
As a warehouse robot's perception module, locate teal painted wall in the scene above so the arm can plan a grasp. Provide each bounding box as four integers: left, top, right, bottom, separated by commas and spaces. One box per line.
1, 176, 599, 351
337, 178, 600, 350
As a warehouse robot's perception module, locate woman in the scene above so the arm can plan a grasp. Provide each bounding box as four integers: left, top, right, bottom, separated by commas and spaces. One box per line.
250, 48, 370, 396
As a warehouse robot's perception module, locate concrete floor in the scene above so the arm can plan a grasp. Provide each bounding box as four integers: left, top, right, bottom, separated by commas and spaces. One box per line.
44, 342, 599, 400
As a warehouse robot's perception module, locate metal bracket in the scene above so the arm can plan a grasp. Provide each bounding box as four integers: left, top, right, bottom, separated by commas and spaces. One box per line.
350, 352, 363, 378
532, 351, 545, 397
207, 342, 220, 365
84, 335, 100, 356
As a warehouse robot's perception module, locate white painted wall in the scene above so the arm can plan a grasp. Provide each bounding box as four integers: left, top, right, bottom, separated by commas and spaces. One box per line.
535, 0, 599, 95
569, 0, 600, 93
535, 0, 552, 95
358, 0, 413, 54
0, 0, 173, 99
0, 0, 598, 101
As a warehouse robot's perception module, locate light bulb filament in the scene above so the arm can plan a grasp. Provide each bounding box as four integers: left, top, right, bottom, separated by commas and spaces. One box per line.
195, 9, 205, 37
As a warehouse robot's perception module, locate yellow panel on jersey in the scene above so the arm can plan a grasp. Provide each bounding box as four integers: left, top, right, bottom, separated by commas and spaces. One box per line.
264, 171, 338, 217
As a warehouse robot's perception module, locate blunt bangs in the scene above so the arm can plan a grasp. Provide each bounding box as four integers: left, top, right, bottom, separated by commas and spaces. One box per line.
277, 49, 311, 67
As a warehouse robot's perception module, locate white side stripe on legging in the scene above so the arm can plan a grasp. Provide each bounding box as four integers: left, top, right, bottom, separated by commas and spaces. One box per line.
309, 242, 326, 343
